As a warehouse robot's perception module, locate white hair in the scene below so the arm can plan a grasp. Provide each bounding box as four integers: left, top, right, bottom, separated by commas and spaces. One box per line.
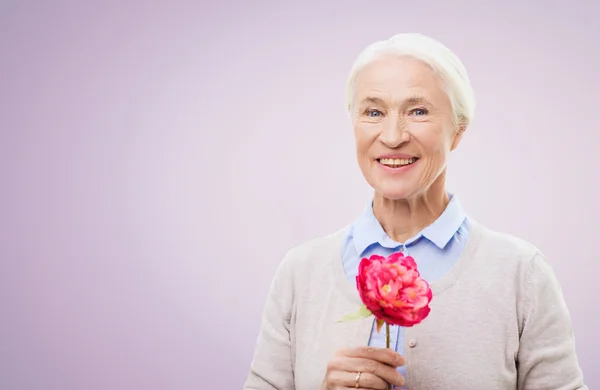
345, 33, 476, 126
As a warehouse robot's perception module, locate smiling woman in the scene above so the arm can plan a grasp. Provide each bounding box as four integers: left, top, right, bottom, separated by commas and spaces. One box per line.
244, 33, 587, 390
352, 55, 459, 202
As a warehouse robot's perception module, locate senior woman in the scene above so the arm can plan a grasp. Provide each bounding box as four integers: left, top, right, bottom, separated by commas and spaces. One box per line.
244, 33, 586, 389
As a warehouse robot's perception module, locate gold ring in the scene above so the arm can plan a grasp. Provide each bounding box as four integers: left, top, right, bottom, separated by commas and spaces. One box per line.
355, 371, 362, 388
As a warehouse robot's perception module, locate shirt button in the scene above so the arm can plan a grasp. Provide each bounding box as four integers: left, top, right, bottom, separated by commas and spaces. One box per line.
409, 339, 417, 348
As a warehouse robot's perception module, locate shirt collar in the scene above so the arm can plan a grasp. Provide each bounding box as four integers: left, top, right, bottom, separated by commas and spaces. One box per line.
351, 194, 466, 256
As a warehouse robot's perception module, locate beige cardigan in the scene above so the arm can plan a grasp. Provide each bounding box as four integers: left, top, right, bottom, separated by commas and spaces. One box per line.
244, 220, 586, 389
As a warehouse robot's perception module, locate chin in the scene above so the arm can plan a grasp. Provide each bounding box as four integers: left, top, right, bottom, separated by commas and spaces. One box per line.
374, 184, 417, 201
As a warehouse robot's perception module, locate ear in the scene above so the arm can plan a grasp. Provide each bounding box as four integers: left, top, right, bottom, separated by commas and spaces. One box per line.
450, 118, 467, 151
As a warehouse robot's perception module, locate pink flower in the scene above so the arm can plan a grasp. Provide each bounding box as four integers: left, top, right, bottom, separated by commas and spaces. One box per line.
356, 252, 432, 328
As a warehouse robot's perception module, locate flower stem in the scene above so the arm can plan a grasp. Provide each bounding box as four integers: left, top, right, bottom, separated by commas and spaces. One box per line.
386, 322, 390, 349
386, 322, 391, 390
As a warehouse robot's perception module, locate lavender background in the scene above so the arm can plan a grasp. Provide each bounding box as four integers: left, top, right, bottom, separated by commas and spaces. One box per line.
1, 1, 598, 389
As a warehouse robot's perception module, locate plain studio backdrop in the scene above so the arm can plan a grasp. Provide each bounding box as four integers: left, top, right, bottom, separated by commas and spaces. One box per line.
1, 0, 598, 389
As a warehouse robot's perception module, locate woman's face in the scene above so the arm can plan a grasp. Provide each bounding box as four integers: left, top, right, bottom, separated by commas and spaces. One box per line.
352, 55, 464, 201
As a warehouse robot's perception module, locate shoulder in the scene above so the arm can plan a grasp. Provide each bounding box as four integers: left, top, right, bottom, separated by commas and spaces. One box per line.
468, 220, 563, 301
472, 220, 542, 265
468, 221, 563, 323
266, 226, 350, 299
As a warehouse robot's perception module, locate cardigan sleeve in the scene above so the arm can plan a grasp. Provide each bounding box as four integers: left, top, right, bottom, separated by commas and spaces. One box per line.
517, 252, 587, 389
244, 252, 296, 390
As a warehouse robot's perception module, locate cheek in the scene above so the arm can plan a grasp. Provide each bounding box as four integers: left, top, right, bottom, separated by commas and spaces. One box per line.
410, 123, 450, 156
410, 124, 450, 173
353, 123, 378, 155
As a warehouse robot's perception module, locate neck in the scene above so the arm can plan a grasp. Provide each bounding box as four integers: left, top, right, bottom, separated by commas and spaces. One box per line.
372, 175, 449, 243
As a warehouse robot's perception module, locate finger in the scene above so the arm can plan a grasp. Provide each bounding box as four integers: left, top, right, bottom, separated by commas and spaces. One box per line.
355, 372, 393, 389
327, 357, 405, 388
337, 346, 405, 367
327, 369, 388, 389
349, 358, 405, 388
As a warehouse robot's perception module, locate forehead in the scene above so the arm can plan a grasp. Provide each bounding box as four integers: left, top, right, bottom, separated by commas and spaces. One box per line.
354, 55, 447, 103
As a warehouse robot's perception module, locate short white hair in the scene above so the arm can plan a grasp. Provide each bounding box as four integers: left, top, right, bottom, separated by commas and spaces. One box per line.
345, 33, 476, 125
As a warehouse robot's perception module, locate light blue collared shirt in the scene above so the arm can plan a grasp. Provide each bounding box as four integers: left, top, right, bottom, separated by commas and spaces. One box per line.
341, 195, 470, 384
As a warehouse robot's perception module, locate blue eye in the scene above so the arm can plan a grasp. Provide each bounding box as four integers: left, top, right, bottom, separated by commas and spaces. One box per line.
366, 109, 383, 117
411, 108, 428, 116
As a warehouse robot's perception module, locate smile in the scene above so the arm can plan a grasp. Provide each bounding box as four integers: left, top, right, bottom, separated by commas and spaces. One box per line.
377, 157, 418, 168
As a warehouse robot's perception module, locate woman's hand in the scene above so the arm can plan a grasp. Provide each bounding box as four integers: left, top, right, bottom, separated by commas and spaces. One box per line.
321, 346, 405, 389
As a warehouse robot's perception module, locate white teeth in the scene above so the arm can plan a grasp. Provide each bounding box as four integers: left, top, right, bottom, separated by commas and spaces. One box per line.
379, 157, 416, 166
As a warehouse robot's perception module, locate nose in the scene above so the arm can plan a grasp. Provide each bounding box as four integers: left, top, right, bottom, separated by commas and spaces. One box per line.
379, 114, 409, 148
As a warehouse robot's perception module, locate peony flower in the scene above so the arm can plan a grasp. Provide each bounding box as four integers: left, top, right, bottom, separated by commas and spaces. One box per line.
339, 252, 432, 332
357, 253, 432, 329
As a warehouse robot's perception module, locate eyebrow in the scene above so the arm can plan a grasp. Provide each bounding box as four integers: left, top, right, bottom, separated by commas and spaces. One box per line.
359, 95, 433, 107
405, 96, 433, 106
360, 96, 387, 106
